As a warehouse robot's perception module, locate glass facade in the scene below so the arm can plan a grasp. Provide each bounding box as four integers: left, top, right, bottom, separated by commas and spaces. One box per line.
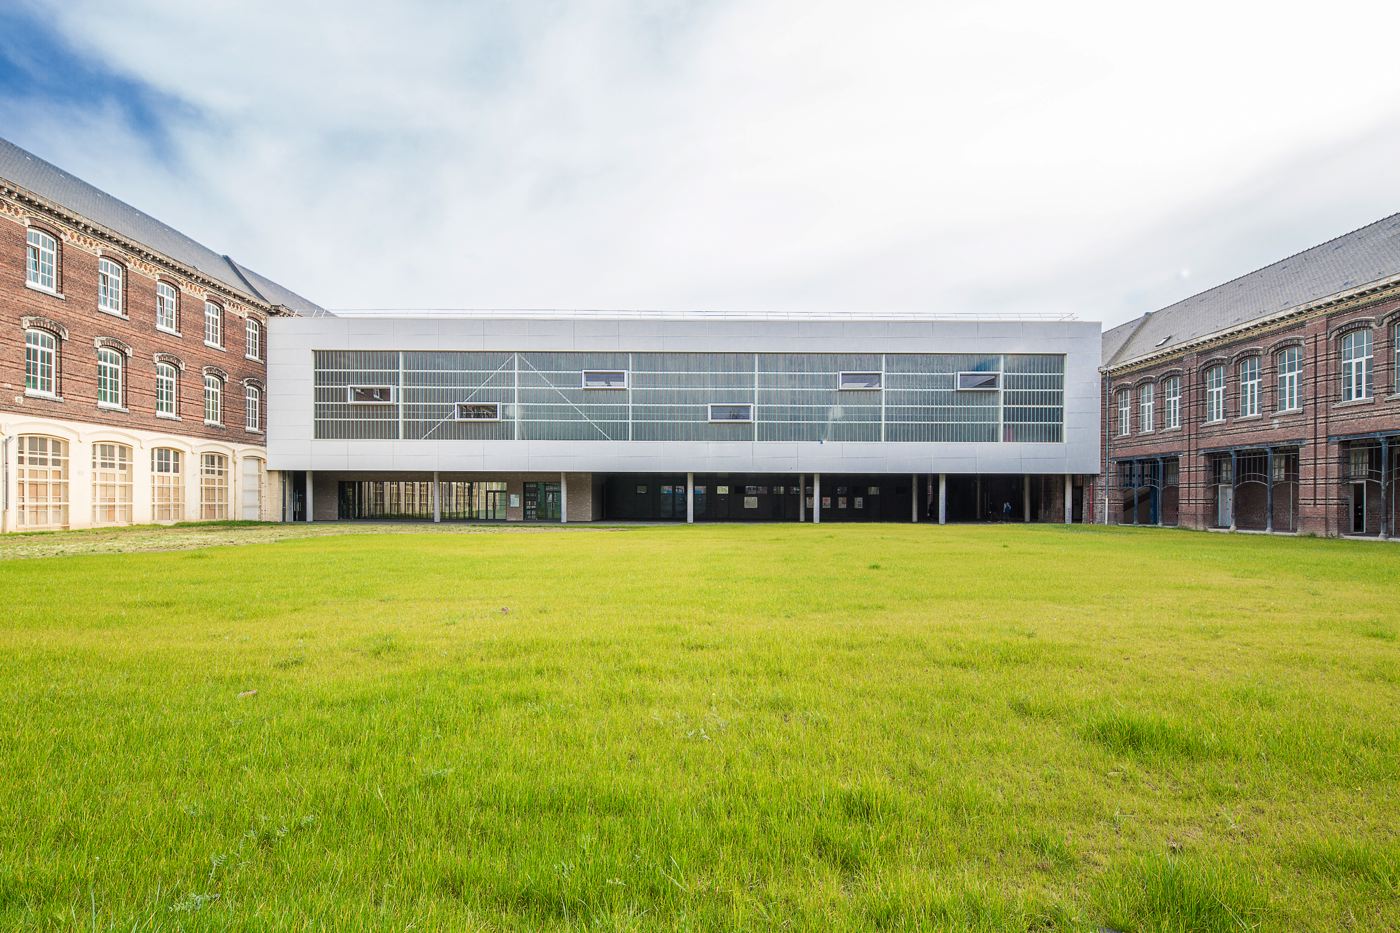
338, 480, 508, 520
313, 351, 1065, 444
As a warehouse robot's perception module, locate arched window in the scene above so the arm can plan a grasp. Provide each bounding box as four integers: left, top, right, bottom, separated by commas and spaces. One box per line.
151, 448, 184, 522
1204, 365, 1226, 423
1340, 329, 1372, 401
16, 435, 68, 529
204, 373, 223, 425
1115, 388, 1130, 436
1162, 376, 1181, 429
1138, 382, 1154, 433
24, 328, 58, 396
156, 282, 179, 333
156, 362, 179, 417
245, 384, 262, 432
97, 258, 124, 316
1275, 346, 1302, 412
241, 457, 267, 520
92, 443, 133, 525
245, 317, 262, 361
1237, 355, 1261, 417
97, 347, 125, 409
204, 301, 223, 348
200, 453, 230, 520
26, 228, 58, 291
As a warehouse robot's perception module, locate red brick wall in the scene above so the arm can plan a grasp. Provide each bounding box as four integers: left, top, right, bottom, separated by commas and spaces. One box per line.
1103, 294, 1400, 535
0, 210, 268, 445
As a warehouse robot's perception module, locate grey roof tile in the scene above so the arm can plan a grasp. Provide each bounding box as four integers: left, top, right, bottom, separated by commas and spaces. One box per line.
0, 136, 324, 315
1106, 213, 1400, 368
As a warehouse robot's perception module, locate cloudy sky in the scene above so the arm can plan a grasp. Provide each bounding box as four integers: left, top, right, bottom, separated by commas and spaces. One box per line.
3, 1, 1399, 327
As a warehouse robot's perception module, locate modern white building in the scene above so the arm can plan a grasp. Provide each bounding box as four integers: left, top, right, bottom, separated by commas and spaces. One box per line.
267, 312, 1101, 523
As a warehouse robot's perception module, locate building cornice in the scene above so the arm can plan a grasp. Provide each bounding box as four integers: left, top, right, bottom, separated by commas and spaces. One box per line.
1103, 276, 1400, 377
0, 180, 296, 318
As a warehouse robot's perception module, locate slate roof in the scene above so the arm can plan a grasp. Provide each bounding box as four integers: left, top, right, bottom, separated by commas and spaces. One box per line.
1104, 213, 1400, 368
0, 136, 324, 315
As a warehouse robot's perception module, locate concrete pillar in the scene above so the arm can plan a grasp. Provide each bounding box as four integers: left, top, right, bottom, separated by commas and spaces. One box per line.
560, 472, 568, 523
686, 471, 694, 524
132, 443, 154, 525
432, 470, 441, 523
938, 473, 947, 524
814, 473, 822, 524
306, 470, 315, 523
975, 475, 982, 521
1022, 473, 1031, 522
798, 473, 805, 522
911, 473, 919, 522
1063, 474, 1073, 524
1265, 448, 1274, 534
1228, 450, 1238, 532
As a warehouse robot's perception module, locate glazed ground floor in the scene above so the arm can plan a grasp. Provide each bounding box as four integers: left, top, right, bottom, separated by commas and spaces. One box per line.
1102, 433, 1400, 538
290, 470, 1091, 524
0, 413, 278, 532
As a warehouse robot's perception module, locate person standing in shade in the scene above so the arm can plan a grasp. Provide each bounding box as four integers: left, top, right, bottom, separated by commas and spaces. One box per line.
1002, 500, 1013, 522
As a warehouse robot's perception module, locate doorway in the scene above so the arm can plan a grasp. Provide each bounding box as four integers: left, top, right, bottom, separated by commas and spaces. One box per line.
524, 482, 561, 521
1350, 482, 1367, 534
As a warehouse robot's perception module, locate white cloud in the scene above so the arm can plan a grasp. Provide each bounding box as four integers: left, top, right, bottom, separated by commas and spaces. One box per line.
13, 0, 1400, 325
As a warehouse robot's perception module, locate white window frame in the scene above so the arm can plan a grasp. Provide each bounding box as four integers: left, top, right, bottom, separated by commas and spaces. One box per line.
204, 374, 223, 426
245, 317, 262, 361
708, 403, 754, 423
91, 442, 133, 526
956, 371, 1001, 391
1238, 356, 1261, 417
1340, 329, 1373, 402
1276, 346, 1301, 412
1116, 388, 1130, 436
1162, 376, 1181, 429
97, 258, 124, 316
454, 402, 501, 421
204, 301, 223, 349
24, 328, 59, 398
200, 453, 230, 521
155, 362, 179, 418
1138, 382, 1154, 433
580, 370, 628, 389
97, 347, 125, 410
1204, 365, 1225, 423
151, 448, 184, 522
26, 228, 58, 293
245, 385, 262, 432
155, 282, 180, 334
347, 385, 395, 404
839, 371, 883, 391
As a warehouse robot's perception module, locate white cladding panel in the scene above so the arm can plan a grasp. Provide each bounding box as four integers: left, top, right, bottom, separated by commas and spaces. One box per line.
268, 316, 1101, 475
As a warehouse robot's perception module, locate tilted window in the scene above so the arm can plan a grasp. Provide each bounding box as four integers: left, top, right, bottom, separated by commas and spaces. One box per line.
97, 347, 125, 409
1204, 365, 1225, 422
1238, 356, 1260, 417
156, 282, 179, 332
581, 370, 627, 389
26, 228, 57, 291
455, 402, 501, 421
839, 371, 882, 390
348, 385, 394, 404
1340, 329, 1372, 401
204, 374, 223, 424
956, 371, 1001, 391
1275, 346, 1301, 412
25, 328, 58, 396
709, 403, 753, 423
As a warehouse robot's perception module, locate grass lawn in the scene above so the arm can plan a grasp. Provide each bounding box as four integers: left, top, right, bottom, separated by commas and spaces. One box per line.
1, 523, 1397, 931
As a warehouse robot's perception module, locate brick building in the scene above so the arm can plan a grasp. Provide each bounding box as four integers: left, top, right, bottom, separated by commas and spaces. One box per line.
1098, 214, 1400, 537
0, 137, 323, 531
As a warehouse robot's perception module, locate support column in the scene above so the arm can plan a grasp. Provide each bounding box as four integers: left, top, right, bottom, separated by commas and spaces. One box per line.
306, 470, 315, 523
560, 472, 568, 523
1063, 474, 1073, 524
686, 471, 694, 524
975, 475, 982, 521
938, 473, 947, 525
1155, 457, 1165, 527
814, 473, 822, 524
1229, 450, 1238, 531
1381, 437, 1391, 540
1022, 474, 1031, 522
432, 471, 441, 523
798, 473, 805, 522
911, 474, 919, 522
1265, 448, 1274, 533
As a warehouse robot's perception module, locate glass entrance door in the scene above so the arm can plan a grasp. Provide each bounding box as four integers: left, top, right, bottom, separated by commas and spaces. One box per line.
524, 482, 561, 521
1351, 483, 1367, 534
659, 484, 686, 520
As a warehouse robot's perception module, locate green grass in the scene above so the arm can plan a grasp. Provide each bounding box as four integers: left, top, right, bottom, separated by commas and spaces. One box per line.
1, 523, 1397, 931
